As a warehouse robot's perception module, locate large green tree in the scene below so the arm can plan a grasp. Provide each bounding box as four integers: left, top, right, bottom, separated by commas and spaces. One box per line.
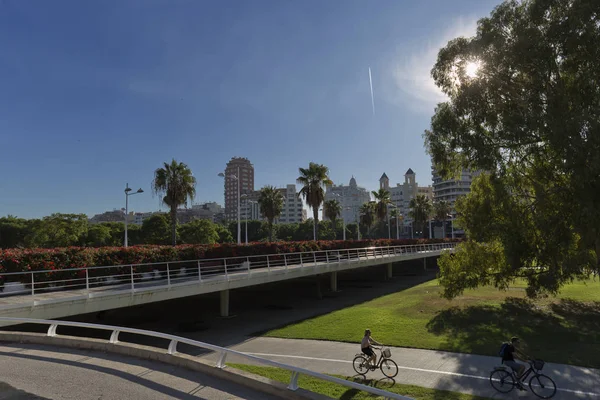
179, 219, 220, 244
425, 0, 600, 298
258, 185, 284, 242
152, 159, 197, 245
141, 214, 171, 245
409, 195, 432, 239
372, 188, 392, 238
0, 216, 30, 248
359, 202, 376, 238
26, 213, 88, 248
297, 163, 332, 240
323, 199, 342, 239
433, 200, 452, 239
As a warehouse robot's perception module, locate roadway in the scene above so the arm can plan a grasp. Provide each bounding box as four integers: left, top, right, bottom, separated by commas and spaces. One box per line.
218, 337, 600, 399
0, 342, 280, 400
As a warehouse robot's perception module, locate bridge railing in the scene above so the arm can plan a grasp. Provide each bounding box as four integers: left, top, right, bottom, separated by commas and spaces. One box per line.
0, 243, 456, 298
0, 317, 413, 400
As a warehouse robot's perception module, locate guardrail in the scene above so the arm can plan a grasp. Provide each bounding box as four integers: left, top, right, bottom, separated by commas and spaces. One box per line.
0, 243, 456, 299
0, 317, 413, 400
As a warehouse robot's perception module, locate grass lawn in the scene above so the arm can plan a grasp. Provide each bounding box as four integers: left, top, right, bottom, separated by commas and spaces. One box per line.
264, 278, 600, 368
229, 363, 491, 400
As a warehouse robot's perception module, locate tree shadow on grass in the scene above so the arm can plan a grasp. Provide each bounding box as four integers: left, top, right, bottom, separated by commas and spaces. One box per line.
426, 297, 600, 368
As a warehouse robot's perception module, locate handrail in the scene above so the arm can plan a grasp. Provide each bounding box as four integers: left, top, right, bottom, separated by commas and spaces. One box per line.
0, 317, 413, 400
0, 243, 457, 299
1, 243, 456, 276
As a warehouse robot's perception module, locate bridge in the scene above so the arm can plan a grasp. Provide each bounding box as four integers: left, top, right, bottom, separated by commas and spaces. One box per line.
0, 243, 455, 325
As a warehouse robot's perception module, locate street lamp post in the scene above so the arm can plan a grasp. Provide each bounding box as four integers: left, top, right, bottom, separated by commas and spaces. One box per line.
219, 168, 241, 245
241, 194, 248, 245
124, 183, 143, 247
356, 206, 361, 240
385, 205, 392, 240
429, 219, 433, 239
331, 193, 346, 241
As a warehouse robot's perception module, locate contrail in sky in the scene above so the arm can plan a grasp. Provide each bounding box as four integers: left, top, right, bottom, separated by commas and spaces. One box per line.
368, 67, 375, 115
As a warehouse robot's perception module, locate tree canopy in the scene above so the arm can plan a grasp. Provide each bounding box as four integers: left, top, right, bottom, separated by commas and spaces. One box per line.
297, 162, 332, 240
152, 159, 196, 245
425, 0, 600, 298
258, 185, 284, 242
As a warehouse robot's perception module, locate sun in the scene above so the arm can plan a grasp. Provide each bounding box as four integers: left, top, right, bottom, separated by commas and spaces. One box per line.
465, 61, 480, 78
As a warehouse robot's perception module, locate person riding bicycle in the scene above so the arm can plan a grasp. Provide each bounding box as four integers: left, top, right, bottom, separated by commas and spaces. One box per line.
361, 329, 381, 368
502, 336, 528, 390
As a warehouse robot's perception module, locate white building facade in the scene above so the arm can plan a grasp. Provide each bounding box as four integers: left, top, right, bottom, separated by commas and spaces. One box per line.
324, 177, 371, 224
242, 184, 306, 224
432, 167, 480, 213
379, 169, 433, 235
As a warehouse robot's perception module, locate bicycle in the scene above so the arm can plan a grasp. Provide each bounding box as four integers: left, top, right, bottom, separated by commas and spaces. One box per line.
490, 359, 557, 399
353, 346, 399, 378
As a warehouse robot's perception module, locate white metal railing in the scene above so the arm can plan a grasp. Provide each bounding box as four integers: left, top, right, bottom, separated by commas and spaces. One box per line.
0, 243, 456, 300
0, 317, 413, 400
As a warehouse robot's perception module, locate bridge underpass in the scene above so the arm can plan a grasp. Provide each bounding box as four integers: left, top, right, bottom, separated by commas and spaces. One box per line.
0, 244, 454, 327
1, 255, 443, 353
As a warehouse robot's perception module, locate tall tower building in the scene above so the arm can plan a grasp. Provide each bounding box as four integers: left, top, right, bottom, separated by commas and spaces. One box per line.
224, 157, 254, 222
379, 173, 390, 190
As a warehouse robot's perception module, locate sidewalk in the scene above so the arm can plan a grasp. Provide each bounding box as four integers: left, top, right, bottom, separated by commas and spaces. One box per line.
207, 337, 600, 399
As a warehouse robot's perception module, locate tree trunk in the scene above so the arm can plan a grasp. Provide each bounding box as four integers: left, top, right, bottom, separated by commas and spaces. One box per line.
268, 221, 273, 242
331, 218, 337, 240
595, 236, 600, 276
313, 206, 319, 241
170, 206, 177, 246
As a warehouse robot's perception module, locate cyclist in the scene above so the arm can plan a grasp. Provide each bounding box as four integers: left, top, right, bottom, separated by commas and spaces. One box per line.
502, 336, 528, 390
361, 329, 381, 369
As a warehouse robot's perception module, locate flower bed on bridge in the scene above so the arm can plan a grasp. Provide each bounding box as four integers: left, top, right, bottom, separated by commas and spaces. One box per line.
0, 239, 457, 285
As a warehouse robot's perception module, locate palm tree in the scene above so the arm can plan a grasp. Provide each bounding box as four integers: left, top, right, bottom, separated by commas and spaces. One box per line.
433, 200, 452, 239
359, 202, 376, 238
409, 195, 433, 239
372, 188, 392, 238
257, 185, 284, 242
297, 162, 333, 240
152, 159, 197, 245
323, 199, 342, 239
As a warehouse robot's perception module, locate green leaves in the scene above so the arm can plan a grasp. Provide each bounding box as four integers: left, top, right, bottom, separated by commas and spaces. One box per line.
178, 219, 220, 245
427, 0, 600, 298
258, 185, 285, 242
297, 162, 332, 240
152, 159, 197, 245
409, 195, 433, 239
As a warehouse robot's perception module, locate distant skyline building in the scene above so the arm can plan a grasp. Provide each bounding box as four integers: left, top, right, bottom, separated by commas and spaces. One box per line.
324, 176, 371, 224
431, 167, 480, 213
223, 157, 254, 222
378, 168, 433, 234
242, 184, 306, 224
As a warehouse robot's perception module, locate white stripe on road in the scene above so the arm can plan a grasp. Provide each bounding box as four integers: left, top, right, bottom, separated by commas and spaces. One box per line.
244, 352, 599, 397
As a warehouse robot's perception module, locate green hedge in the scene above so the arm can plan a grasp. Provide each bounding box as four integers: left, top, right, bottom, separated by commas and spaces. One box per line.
0, 239, 456, 285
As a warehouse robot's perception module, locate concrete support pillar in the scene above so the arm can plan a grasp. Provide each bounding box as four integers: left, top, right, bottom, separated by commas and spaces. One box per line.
330, 271, 338, 292
220, 289, 229, 317
387, 263, 393, 280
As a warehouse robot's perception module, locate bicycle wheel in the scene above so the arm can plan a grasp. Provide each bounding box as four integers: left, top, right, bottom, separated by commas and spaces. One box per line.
490, 369, 515, 393
353, 355, 369, 375
380, 359, 399, 378
529, 374, 557, 399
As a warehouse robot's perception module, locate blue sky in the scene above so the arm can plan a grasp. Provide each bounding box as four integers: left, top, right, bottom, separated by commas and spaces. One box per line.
0, 0, 499, 219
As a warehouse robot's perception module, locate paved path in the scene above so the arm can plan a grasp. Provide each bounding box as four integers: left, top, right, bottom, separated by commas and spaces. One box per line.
0, 343, 280, 400
208, 337, 600, 399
